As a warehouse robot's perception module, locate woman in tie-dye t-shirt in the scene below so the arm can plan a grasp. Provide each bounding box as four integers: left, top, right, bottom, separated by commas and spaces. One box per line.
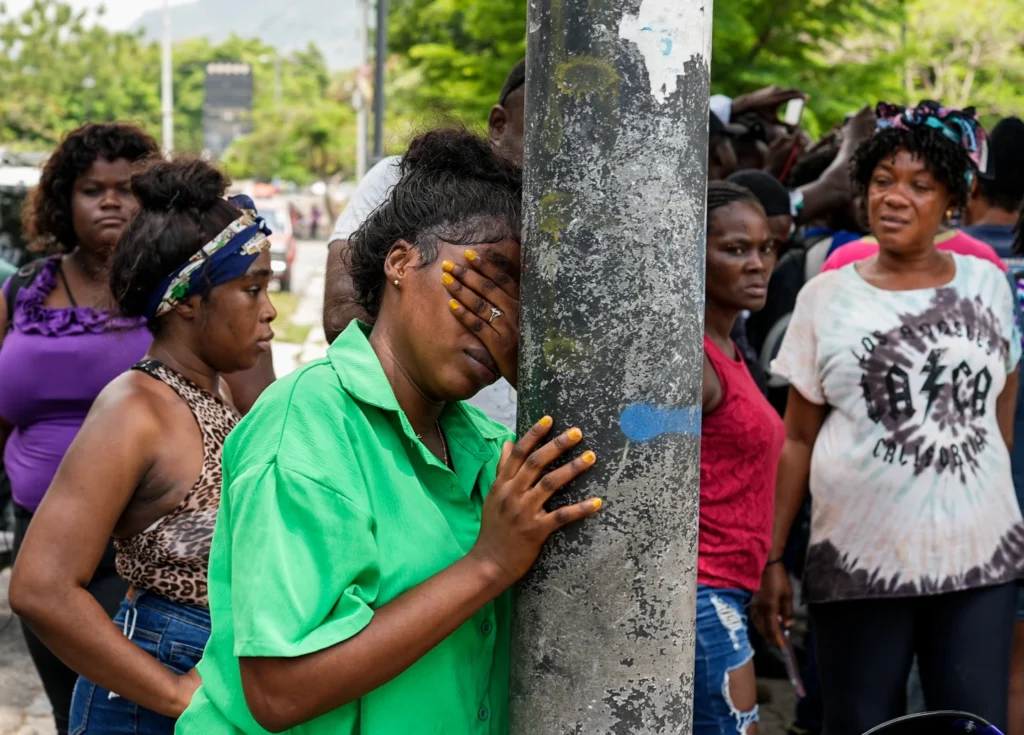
752, 102, 1022, 735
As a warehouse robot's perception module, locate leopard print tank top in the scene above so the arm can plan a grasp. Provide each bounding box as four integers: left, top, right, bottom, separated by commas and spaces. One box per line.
115, 360, 241, 608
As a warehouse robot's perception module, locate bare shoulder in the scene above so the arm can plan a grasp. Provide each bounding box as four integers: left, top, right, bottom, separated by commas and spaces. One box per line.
86, 371, 168, 439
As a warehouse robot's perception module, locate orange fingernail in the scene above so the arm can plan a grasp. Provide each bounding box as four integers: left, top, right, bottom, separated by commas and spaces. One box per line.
449, 299, 460, 310
582, 451, 597, 464
441, 273, 454, 285
441, 260, 455, 272
539, 416, 553, 427
465, 249, 478, 261
567, 428, 583, 441
592, 498, 603, 509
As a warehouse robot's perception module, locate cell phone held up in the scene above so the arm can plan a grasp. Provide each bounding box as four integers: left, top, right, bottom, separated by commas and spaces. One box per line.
783, 98, 805, 128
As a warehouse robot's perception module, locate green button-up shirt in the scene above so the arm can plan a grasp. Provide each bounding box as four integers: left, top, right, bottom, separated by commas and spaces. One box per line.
177, 322, 514, 735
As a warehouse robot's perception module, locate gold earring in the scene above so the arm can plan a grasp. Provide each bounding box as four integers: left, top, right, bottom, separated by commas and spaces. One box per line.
393, 280, 400, 287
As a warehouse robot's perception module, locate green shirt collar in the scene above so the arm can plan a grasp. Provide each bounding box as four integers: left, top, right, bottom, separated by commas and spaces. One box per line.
328, 321, 509, 459
328, 321, 401, 412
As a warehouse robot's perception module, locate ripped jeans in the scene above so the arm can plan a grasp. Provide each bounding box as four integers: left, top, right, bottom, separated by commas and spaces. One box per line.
694, 585, 758, 735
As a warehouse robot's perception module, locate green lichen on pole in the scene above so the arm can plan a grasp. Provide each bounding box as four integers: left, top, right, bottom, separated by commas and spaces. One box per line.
511, 0, 713, 732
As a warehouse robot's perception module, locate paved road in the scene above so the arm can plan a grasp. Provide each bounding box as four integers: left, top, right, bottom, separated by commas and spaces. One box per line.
0, 568, 56, 735
289, 239, 326, 304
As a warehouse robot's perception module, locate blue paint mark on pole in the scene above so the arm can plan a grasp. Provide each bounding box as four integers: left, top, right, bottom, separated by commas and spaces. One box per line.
659, 38, 673, 56
619, 404, 701, 442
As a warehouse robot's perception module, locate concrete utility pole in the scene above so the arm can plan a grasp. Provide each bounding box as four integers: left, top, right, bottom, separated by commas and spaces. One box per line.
160, 0, 174, 156
511, 0, 713, 732
372, 0, 387, 162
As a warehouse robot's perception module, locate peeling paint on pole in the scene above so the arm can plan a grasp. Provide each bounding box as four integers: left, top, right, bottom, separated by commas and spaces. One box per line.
511, 0, 713, 732
619, 0, 712, 104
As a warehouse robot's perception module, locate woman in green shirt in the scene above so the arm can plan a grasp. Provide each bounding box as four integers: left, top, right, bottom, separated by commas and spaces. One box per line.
176, 128, 603, 735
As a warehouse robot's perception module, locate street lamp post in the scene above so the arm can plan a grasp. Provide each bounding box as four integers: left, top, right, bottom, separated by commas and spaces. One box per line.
511, 0, 714, 731
161, 0, 174, 156
372, 0, 387, 163
355, 0, 370, 180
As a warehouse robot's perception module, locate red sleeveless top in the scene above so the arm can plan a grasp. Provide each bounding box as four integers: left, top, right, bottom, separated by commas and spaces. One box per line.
699, 334, 785, 592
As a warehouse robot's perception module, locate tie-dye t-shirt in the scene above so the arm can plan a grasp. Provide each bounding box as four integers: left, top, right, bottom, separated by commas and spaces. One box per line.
773, 254, 1024, 603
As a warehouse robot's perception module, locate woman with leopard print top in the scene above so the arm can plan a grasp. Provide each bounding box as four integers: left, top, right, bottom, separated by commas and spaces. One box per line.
10, 157, 276, 735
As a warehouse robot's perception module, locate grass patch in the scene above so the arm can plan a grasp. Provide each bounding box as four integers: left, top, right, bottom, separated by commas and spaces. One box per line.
270, 291, 313, 345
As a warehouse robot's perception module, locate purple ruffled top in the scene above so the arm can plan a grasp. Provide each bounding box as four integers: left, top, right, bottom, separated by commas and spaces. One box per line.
12, 257, 146, 336
0, 257, 151, 511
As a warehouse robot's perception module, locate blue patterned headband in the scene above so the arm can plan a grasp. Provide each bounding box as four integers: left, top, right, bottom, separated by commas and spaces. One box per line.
142, 195, 272, 320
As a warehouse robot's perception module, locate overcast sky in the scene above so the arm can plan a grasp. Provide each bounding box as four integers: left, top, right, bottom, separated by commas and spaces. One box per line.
4, 0, 192, 29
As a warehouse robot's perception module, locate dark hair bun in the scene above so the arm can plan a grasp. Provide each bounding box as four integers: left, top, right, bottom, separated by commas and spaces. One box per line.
112, 156, 241, 332
132, 158, 230, 212
346, 127, 522, 320
401, 127, 521, 191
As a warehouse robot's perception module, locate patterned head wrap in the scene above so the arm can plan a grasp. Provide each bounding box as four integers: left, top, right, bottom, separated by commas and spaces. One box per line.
875, 101, 989, 182
142, 194, 272, 320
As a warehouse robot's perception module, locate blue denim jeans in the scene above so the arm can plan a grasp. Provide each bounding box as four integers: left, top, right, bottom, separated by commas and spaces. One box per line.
69, 590, 211, 735
693, 585, 758, 735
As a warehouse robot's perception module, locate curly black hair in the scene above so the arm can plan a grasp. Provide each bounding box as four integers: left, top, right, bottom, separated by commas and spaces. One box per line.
28, 122, 159, 250
111, 158, 241, 334
348, 127, 523, 318
851, 126, 971, 209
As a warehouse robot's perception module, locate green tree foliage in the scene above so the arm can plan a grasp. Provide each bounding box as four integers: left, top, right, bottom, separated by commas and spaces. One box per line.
899, 0, 1024, 128
388, 0, 527, 124
0, 1, 161, 144
0, 0, 359, 184
386, 0, 910, 136
0, 0, 1022, 183
710, 0, 908, 135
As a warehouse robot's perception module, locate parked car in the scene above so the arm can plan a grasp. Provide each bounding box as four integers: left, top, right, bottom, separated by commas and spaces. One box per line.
254, 199, 296, 292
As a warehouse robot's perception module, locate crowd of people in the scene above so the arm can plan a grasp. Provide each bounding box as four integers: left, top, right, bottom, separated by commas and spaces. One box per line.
699, 93, 1024, 735
0, 52, 1022, 735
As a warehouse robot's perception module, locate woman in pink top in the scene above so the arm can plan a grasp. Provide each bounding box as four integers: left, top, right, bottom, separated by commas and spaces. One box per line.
820, 229, 1006, 273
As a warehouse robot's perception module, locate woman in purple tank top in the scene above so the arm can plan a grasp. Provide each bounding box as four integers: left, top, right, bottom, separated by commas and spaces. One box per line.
0, 123, 159, 735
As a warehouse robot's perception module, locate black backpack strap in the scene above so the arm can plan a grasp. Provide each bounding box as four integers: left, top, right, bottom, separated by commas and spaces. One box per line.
3, 257, 51, 335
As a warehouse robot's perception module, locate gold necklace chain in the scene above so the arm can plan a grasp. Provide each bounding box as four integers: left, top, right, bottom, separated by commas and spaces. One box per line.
417, 421, 449, 468
437, 421, 449, 468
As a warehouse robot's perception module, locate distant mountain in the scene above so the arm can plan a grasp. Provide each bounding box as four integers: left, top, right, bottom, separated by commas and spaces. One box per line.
132, 0, 364, 70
